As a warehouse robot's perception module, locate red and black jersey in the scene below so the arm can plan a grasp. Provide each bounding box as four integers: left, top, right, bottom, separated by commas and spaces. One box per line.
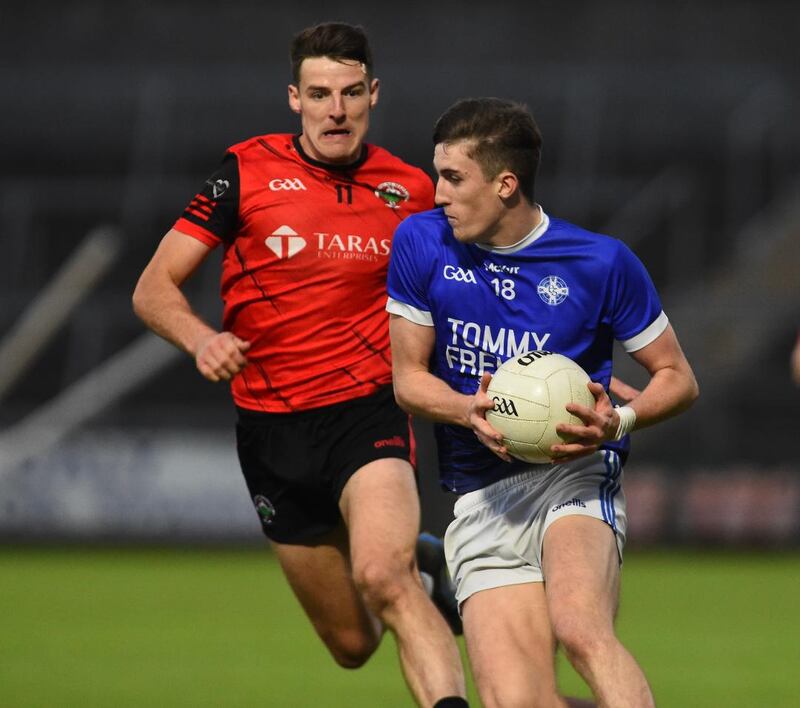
174, 134, 435, 413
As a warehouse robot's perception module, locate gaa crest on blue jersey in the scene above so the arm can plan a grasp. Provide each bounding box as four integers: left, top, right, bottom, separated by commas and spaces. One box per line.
537, 275, 569, 305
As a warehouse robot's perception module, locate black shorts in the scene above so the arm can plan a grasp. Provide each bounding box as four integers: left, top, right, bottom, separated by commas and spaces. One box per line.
236, 386, 416, 544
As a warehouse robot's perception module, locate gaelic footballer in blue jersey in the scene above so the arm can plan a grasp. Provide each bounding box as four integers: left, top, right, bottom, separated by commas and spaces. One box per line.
387, 97, 698, 708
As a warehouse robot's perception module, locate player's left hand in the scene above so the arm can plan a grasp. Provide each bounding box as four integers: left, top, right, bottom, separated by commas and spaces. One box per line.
548, 381, 618, 462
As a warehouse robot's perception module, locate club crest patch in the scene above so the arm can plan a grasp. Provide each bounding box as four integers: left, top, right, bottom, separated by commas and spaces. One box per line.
537, 275, 569, 305
374, 181, 409, 209
253, 495, 276, 526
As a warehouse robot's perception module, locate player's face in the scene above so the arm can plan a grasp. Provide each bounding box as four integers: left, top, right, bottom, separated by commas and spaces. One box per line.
288, 57, 379, 165
434, 141, 505, 245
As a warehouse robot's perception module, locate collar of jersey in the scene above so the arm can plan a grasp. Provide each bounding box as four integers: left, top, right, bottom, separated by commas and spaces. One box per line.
474, 206, 550, 254
292, 135, 369, 172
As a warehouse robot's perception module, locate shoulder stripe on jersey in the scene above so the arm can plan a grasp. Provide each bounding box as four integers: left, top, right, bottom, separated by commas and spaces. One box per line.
386, 298, 433, 326
620, 311, 669, 352
186, 195, 216, 221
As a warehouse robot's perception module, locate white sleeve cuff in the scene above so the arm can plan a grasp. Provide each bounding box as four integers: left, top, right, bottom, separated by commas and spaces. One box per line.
386, 297, 434, 326
620, 311, 669, 352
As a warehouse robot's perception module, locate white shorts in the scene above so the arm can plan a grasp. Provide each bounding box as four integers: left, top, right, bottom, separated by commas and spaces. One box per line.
444, 450, 627, 607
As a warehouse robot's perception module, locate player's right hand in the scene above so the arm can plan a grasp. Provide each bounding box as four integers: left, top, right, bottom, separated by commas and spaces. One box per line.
194, 331, 251, 382
469, 372, 513, 463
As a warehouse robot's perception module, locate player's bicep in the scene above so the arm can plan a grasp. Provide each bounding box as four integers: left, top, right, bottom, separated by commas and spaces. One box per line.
138, 228, 214, 292
389, 314, 435, 379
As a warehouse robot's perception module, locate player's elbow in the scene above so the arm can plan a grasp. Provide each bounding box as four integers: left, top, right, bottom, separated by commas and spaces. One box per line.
390, 374, 418, 415
131, 278, 148, 321
391, 382, 414, 415
131, 271, 158, 324
679, 367, 700, 412
687, 373, 700, 406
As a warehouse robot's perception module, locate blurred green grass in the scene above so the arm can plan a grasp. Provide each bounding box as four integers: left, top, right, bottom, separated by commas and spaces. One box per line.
0, 547, 797, 707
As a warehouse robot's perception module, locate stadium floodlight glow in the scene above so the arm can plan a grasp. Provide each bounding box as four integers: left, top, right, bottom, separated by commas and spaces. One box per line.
0, 225, 122, 401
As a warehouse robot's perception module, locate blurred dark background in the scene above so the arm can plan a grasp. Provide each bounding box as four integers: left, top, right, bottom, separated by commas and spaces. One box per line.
1, 0, 798, 542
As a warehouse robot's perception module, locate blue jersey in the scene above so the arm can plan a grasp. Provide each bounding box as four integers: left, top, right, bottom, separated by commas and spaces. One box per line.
386, 207, 667, 493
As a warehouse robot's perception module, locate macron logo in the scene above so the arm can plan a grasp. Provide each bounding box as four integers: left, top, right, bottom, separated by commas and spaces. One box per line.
374, 436, 405, 449
265, 225, 307, 259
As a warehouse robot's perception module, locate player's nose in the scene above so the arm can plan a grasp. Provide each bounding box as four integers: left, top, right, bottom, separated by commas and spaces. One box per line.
329, 94, 346, 119
434, 179, 450, 206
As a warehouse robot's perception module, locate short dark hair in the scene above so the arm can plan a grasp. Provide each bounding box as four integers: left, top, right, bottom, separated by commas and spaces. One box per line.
433, 98, 542, 202
290, 22, 374, 84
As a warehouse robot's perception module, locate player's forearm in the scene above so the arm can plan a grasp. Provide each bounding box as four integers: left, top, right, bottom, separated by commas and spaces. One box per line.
626, 364, 698, 432
393, 369, 472, 428
132, 276, 217, 358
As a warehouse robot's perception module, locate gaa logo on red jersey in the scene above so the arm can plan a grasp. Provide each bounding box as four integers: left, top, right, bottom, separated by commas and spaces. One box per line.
269, 177, 307, 191
374, 181, 409, 209
265, 225, 307, 259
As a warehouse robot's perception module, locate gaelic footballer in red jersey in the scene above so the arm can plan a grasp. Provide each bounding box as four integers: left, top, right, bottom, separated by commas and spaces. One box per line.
174, 133, 433, 412
132, 24, 468, 707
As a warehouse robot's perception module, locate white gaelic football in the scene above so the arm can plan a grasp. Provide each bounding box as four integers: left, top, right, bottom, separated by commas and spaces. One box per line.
485, 350, 596, 463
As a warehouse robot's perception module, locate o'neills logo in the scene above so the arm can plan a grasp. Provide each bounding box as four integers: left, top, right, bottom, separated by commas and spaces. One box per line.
374, 436, 405, 449
552, 498, 587, 512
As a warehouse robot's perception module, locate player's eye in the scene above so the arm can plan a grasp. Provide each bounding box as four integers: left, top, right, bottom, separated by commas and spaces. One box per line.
309, 90, 327, 100
344, 86, 365, 97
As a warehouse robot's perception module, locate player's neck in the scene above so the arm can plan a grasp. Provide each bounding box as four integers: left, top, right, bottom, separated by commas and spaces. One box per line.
487, 203, 542, 249
294, 133, 367, 170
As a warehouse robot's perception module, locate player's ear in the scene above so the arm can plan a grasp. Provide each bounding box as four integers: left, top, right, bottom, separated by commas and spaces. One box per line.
496, 171, 519, 200
288, 84, 301, 114
369, 78, 380, 109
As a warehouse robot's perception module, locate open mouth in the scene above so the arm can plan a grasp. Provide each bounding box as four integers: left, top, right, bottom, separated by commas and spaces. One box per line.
323, 129, 351, 137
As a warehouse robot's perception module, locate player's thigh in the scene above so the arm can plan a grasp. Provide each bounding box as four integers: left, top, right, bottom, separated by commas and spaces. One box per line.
271, 523, 377, 642
542, 515, 621, 635
462, 582, 560, 706
339, 457, 420, 573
